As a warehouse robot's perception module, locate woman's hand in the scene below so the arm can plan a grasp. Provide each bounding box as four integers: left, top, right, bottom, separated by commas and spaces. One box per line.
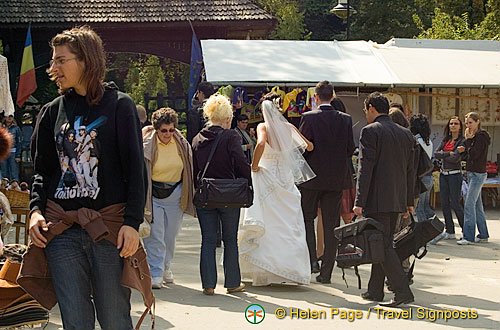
251, 165, 260, 172
457, 146, 465, 153
117, 225, 139, 258
464, 128, 475, 139
29, 210, 48, 248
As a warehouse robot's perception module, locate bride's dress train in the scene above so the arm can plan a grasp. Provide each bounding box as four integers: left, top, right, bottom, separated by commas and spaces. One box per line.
239, 143, 311, 286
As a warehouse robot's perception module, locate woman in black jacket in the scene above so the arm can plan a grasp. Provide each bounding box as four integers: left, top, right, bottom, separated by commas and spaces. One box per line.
458, 112, 491, 245
192, 94, 251, 295
434, 116, 466, 241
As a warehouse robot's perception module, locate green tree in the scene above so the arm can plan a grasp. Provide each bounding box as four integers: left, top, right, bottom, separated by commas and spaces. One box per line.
414, 1, 498, 40
301, 0, 344, 40
414, 0, 486, 32
475, 0, 500, 39
349, 0, 420, 43
124, 55, 167, 108
255, 0, 307, 39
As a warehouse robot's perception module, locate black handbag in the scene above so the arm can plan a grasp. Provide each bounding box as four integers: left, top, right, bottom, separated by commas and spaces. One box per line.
151, 180, 181, 199
193, 130, 253, 208
334, 217, 385, 289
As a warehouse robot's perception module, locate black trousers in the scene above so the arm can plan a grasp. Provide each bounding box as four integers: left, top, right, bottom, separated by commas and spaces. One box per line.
301, 188, 343, 280
366, 212, 412, 299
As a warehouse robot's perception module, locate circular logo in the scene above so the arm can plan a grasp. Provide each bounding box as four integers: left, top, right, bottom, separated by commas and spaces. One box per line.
245, 304, 265, 324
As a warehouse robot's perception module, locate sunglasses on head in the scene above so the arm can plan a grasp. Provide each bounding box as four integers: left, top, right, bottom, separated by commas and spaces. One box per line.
158, 128, 175, 133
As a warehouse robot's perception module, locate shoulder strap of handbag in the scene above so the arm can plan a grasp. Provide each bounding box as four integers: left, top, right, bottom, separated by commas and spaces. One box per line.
199, 129, 224, 180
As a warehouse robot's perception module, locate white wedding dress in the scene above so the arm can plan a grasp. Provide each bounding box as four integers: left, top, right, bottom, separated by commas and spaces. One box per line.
239, 142, 311, 286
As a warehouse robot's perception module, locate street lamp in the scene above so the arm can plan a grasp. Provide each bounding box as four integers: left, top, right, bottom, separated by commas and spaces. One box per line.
331, 0, 357, 41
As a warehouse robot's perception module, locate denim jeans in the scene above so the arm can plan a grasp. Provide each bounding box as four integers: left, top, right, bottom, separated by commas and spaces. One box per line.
45, 226, 133, 330
415, 174, 435, 222
144, 183, 184, 278
463, 172, 489, 242
196, 207, 241, 289
439, 173, 464, 234
0, 155, 19, 181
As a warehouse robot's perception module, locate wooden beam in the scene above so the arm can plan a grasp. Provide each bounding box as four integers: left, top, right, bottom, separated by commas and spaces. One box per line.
405, 91, 498, 102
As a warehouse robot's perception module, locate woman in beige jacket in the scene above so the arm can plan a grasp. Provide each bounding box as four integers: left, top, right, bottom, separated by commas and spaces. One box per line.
143, 107, 195, 289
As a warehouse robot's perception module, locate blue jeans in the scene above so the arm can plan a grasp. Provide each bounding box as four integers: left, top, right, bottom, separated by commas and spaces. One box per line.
45, 227, 133, 330
463, 172, 489, 242
439, 173, 464, 234
415, 174, 435, 222
0, 155, 19, 181
144, 183, 184, 278
196, 207, 241, 289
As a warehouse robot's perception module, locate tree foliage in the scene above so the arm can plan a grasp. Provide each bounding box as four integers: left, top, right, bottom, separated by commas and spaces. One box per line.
124, 55, 167, 107
349, 0, 420, 43
255, 0, 307, 39
414, 0, 499, 40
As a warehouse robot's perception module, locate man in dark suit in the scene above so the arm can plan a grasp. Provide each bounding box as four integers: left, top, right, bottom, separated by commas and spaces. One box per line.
299, 81, 355, 284
353, 92, 415, 307
187, 82, 214, 144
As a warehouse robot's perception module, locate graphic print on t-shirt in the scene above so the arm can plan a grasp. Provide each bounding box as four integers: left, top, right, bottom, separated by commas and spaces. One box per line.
55, 115, 106, 200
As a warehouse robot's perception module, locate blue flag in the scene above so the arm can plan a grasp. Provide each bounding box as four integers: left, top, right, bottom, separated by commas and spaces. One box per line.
188, 32, 203, 110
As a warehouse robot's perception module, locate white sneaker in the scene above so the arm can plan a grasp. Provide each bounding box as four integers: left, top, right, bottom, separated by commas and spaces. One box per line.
474, 237, 488, 243
163, 269, 174, 283
443, 233, 456, 240
457, 239, 474, 245
152, 277, 163, 289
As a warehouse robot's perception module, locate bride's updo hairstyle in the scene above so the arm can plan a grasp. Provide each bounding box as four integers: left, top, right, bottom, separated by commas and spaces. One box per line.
203, 93, 233, 126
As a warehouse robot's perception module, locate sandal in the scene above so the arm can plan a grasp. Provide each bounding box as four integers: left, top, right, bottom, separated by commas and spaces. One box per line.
203, 288, 214, 295
226, 283, 245, 293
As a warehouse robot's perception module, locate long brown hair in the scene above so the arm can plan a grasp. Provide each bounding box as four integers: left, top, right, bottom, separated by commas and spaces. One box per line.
443, 116, 463, 142
48, 26, 106, 105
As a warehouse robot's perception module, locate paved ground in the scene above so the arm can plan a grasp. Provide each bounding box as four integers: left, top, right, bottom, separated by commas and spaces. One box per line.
4, 208, 500, 329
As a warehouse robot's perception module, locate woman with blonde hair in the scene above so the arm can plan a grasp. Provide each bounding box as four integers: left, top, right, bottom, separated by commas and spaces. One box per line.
142, 107, 195, 289
192, 94, 250, 295
458, 112, 490, 245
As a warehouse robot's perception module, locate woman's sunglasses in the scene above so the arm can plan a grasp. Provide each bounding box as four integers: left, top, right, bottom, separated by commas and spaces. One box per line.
158, 128, 175, 133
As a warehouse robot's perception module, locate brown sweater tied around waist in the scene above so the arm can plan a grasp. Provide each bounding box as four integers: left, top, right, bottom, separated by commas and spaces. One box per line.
17, 200, 155, 329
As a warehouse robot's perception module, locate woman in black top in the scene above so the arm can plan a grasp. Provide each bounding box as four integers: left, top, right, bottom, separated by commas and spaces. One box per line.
434, 116, 466, 240
458, 112, 491, 245
192, 93, 251, 295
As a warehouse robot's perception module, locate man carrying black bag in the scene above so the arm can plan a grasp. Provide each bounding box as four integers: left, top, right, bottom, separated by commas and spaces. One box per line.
353, 92, 416, 307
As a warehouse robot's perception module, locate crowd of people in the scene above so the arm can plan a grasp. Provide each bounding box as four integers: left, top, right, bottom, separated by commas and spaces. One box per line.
1, 25, 489, 328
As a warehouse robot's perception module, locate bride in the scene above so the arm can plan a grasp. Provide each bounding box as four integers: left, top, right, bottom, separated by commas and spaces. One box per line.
239, 97, 315, 286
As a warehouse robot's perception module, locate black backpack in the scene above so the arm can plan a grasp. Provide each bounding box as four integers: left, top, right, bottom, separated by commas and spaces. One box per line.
334, 217, 385, 288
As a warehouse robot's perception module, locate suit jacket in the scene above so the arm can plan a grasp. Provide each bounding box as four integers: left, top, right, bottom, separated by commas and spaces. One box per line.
355, 114, 416, 214
299, 105, 355, 191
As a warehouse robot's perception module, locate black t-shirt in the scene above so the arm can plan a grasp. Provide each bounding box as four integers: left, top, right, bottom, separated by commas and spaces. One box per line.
30, 84, 145, 230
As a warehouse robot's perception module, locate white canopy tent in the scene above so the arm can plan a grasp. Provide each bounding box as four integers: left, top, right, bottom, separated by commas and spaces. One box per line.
201, 38, 500, 89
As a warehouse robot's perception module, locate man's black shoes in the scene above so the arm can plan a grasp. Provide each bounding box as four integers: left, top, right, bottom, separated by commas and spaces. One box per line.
315, 275, 331, 284
379, 295, 414, 308
311, 261, 320, 274
361, 292, 383, 302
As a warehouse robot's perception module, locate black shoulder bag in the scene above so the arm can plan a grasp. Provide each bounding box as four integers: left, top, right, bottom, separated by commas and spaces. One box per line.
193, 130, 254, 209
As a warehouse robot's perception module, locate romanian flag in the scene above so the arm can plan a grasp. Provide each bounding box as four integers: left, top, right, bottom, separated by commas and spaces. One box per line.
187, 31, 203, 110
17, 23, 37, 107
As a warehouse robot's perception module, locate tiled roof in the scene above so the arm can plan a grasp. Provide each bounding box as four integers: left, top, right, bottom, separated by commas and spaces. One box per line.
0, 0, 273, 24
